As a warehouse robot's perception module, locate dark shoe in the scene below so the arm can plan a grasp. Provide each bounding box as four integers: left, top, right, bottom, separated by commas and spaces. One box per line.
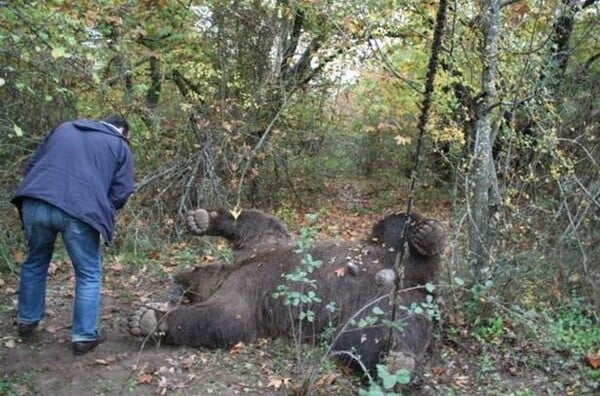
17, 322, 39, 338
72, 339, 101, 355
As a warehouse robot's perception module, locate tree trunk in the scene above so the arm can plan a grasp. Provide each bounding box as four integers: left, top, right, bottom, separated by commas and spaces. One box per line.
469, 0, 502, 278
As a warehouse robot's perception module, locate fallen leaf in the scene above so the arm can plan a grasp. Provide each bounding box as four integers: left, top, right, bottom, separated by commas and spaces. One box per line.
136, 373, 153, 384
147, 250, 160, 260
4, 287, 16, 294
394, 135, 412, 146
157, 376, 169, 394
12, 250, 24, 263
180, 354, 196, 369
48, 262, 59, 275
585, 351, 600, 369
95, 357, 117, 365
110, 260, 123, 273
315, 373, 338, 387
454, 375, 469, 388
45, 324, 63, 334
229, 341, 245, 355
3, 337, 16, 349
157, 376, 168, 386
267, 377, 291, 389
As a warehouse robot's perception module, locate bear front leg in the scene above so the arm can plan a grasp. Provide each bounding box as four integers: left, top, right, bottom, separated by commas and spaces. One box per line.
409, 219, 446, 257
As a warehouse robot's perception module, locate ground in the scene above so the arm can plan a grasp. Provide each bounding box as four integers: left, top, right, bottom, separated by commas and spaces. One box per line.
0, 194, 598, 395
1, 253, 597, 396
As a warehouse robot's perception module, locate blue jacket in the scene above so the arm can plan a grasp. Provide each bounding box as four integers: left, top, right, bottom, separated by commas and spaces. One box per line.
11, 119, 135, 241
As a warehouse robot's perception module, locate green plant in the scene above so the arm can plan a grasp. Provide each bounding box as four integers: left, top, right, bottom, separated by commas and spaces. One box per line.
359, 364, 411, 396
543, 298, 600, 356
272, 219, 333, 382
273, 225, 325, 327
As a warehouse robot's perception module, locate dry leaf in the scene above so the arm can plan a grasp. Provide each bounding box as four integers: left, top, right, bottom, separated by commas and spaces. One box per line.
157, 376, 169, 386
136, 373, 153, 384
180, 354, 196, 369
585, 351, 600, 369
95, 357, 117, 365
147, 250, 160, 260
454, 375, 470, 388
3, 337, 16, 349
229, 341, 245, 355
315, 373, 338, 387
45, 324, 63, 334
267, 377, 291, 389
48, 262, 59, 275
157, 376, 169, 395
12, 250, 24, 263
394, 135, 412, 146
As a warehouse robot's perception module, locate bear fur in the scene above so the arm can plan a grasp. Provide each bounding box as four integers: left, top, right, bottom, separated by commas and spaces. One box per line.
128, 207, 446, 377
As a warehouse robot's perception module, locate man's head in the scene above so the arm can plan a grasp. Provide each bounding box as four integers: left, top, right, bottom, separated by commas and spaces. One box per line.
101, 115, 130, 139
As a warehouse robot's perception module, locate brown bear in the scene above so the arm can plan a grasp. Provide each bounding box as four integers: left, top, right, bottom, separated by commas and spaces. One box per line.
128, 208, 446, 378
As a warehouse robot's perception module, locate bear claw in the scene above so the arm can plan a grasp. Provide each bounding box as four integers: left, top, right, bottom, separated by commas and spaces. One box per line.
410, 220, 446, 257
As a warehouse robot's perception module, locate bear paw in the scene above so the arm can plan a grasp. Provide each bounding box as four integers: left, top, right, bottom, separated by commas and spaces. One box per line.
186, 209, 210, 235
410, 220, 446, 257
375, 269, 396, 287
128, 304, 169, 337
385, 349, 416, 374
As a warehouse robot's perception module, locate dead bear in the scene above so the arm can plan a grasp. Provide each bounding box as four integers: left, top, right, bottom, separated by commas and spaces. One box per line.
128, 208, 446, 377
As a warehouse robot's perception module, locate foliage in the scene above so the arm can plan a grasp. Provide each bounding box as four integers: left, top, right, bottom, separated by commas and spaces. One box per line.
273, 220, 326, 334
543, 298, 600, 358
359, 364, 411, 396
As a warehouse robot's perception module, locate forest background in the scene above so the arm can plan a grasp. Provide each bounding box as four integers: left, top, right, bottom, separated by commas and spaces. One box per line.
0, 0, 598, 394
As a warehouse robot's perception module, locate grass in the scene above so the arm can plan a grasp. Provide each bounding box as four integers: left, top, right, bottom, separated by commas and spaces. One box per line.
0, 372, 36, 396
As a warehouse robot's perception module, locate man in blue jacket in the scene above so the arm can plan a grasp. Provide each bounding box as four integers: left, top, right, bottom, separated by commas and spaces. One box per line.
11, 115, 135, 355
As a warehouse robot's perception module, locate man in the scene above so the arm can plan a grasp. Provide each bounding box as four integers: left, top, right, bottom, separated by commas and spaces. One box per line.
11, 115, 135, 355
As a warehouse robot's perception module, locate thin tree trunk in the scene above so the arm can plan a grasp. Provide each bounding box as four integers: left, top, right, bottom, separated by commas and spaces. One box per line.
469, 0, 502, 278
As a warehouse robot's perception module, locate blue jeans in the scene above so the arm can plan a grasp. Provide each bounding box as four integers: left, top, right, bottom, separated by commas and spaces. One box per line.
18, 198, 101, 342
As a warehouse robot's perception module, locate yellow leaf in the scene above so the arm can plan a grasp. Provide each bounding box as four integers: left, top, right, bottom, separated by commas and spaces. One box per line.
394, 135, 412, 145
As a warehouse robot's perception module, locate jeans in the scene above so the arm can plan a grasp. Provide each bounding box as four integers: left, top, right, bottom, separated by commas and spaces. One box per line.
18, 198, 101, 342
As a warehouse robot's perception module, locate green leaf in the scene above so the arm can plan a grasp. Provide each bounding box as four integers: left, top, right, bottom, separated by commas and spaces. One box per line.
453, 277, 465, 286
13, 124, 24, 137
372, 306, 384, 315
382, 375, 396, 390
394, 369, 411, 385
51, 47, 69, 59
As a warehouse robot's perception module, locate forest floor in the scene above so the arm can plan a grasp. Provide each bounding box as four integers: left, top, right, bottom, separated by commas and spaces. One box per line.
0, 184, 598, 395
